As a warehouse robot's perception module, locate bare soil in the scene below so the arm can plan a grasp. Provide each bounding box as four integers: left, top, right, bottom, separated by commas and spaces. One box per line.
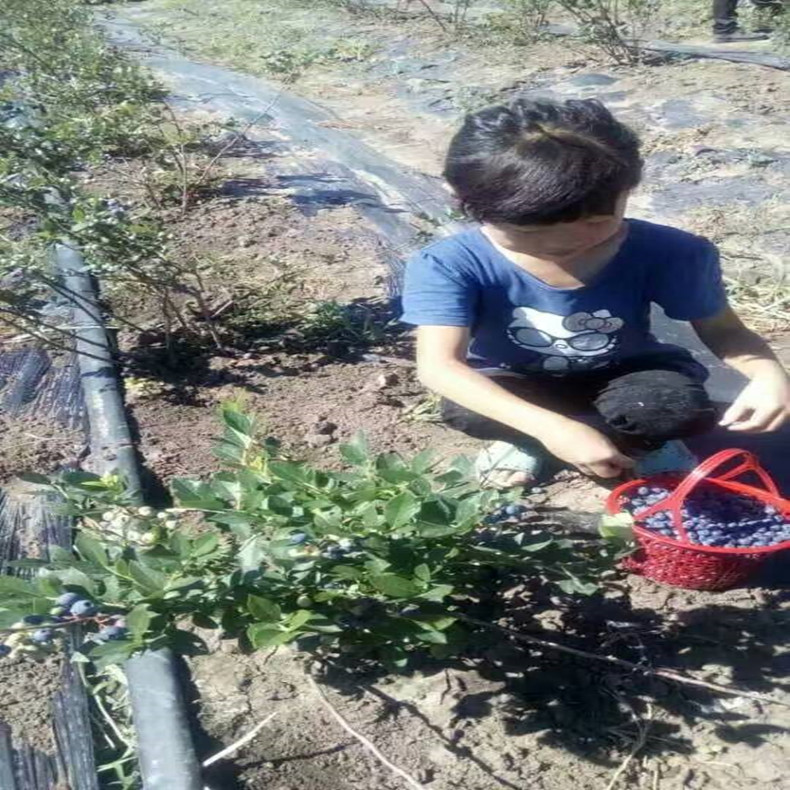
0, 654, 63, 756
0, 412, 85, 485
190, 577, 789, 790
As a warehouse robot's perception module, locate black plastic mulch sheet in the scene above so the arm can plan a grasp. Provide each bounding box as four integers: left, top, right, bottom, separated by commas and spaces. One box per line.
0, 342, 98, 790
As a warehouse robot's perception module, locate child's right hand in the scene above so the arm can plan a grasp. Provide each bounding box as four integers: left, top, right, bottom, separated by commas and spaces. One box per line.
535, 419, 634, 479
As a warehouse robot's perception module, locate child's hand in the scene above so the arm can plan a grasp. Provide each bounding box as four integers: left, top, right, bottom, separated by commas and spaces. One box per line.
720, 371, 790, 433
537, 419, 634, 479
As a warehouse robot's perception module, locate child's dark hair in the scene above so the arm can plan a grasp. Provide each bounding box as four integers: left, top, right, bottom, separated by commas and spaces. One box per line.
444, 98, 642, 226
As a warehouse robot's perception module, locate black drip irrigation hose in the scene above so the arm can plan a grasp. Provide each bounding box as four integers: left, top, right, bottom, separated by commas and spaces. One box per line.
54, 242, 203, 790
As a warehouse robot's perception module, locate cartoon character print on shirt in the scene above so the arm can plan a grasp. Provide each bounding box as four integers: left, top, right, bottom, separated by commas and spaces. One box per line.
507, 307, 624, 373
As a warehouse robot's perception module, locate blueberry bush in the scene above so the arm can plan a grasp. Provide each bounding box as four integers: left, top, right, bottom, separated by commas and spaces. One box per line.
0, 0, 240, 351
0, 404, 609, 671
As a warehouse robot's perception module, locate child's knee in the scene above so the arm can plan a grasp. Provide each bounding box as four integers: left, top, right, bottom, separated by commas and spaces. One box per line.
595, 370, 717, 440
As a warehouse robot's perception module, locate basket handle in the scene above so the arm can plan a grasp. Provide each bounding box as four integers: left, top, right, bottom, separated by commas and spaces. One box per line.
674, 449, 780, 501
638, 449, 781, 541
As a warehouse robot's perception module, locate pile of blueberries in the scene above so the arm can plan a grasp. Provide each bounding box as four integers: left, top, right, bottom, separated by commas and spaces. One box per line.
0, 592, 128, 660
626, 485, 790, 549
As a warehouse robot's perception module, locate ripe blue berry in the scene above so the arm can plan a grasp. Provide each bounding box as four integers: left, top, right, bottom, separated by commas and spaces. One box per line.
98, 625, 128, 641
0, 645, 10, 657
31, 629, 54, 644
56, 592, 81, 608
70, 600, 98, 617
289, 532, 308, 545
23, 615, 46, 625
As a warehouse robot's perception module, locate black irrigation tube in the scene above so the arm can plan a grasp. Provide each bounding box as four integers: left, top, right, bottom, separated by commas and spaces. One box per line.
54, 241, 203, 790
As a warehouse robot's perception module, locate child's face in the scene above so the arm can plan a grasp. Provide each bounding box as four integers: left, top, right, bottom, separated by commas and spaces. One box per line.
487, 193, 629, 261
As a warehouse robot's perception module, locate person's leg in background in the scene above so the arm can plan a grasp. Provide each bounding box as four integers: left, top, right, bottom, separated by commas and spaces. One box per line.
712, 0, 770, 40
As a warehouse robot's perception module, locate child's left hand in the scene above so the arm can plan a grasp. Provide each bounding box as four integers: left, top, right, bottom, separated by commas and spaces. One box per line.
720, 371, 790, 433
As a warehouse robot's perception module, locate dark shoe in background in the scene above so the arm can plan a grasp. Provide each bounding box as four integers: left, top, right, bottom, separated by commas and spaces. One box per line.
713, 29, 771, 42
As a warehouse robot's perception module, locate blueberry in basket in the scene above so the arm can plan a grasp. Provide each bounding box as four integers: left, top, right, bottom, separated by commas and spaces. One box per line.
624, 486, 790, 549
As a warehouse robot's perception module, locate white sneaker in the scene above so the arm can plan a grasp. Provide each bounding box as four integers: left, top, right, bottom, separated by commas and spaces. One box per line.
474, 440, 544, 489
634, 440, 697, 477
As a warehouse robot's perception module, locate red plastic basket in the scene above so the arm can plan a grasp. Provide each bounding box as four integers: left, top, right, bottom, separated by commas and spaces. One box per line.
606, 449, 790, 591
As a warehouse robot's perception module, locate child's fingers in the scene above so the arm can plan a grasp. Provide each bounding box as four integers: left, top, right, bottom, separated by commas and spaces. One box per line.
586, 458, 631, 479
720, 400, 751, 426
725, 404, 780, 432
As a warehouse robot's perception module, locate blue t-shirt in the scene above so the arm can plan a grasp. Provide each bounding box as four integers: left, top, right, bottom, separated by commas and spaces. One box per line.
401, 219, 726, 378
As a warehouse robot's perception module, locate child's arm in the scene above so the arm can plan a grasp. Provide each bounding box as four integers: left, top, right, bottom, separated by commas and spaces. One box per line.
692, 306, 790, 432
417, 325, 634, 478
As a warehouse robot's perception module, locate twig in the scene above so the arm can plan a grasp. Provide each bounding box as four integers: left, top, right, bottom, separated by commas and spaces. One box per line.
308, 675, 426, 790
202, 711, 279, 767
458, 614, 790, 708
188, 93, 286, 199
605, 702, 653, 790
414, 0, 449, 32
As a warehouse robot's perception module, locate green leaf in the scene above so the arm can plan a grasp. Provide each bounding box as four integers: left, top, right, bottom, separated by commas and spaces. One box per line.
414, 564, 431, 582
191, 534, 219, 557
221, 404, 255, 438
370, 574, 420, 599
417, 523, 458, 538
0, 576, 39, 597
89, 640, 138, 669
171, 478, 226, 510
339, 433, 370, 466
358, 502, 381, 528
419, 584, 454, 602
332, 565, 363, 580
128, 562, 166, 595
238, 536, 267, 572
18, 473, 52, 485
125, 605, 152, 640
417, 629, 448, 645
165, 576, 203, 591
246, 595, 281, 622
558, 575, 598, 596
599, 512, 635, 541
379, 645, 408, 670
58, 567, 96, 596
384, 491, 420, 530
418, 498, 453, 526
0, 609, 25, 628
411, 449, 436, 474
75, 533, 109, 567
247, 624, 293, 649
286, 609, 313, 631
268, 461, 312, 487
